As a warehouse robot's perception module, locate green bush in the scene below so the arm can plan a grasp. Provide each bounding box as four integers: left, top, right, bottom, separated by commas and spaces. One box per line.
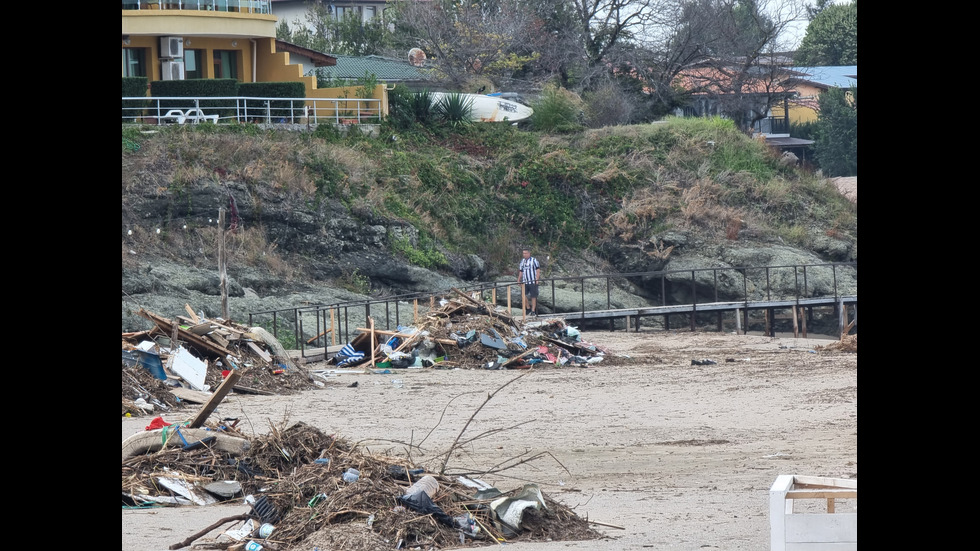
150, 79, 239, 117
122, 77, 149, 120
530, 84, 585, 132
238, 82, 307, 122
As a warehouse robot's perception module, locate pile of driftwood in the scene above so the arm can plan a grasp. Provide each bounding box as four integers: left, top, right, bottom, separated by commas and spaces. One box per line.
327, 288, 611, 372
124, 418, 604, 551
121, 306, 315, 417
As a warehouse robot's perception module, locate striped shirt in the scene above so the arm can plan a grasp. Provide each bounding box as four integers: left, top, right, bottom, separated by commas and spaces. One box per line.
519, 256, 540, 284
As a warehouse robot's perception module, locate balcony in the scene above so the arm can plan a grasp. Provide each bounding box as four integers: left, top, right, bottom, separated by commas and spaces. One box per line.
121, 1, 271, 14
753, 115, 789, 136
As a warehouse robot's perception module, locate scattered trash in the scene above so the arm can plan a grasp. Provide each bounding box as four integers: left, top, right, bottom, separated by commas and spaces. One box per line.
691, 358, 718, 365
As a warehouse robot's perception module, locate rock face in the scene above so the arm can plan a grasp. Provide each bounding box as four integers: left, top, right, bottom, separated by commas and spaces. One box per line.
122, 153, 856, 336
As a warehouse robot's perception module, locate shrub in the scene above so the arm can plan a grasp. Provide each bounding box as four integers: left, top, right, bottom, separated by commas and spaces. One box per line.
530, 84, 585, 132
122, 77, 149, 120
433, 92, 473, 128
238, 82, 308, 122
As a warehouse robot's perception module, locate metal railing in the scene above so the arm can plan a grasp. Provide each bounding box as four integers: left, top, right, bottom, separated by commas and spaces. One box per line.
246, 262, 856, 359
122, 96, 383, 126
122, 1, 272, 14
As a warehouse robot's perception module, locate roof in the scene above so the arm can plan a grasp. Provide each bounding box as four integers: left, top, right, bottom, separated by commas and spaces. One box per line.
765, 137, 815, 148
785, 66, 856, 90
275, 40, 336, 67
322, 55, 432, 82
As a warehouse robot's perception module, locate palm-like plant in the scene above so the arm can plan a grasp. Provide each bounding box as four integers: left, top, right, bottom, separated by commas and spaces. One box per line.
433, 92, 474, 127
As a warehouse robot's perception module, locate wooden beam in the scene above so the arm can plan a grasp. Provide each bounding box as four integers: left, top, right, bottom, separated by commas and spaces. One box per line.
187, 368, 241, 428
138, 309, 236, 358
184, 304, 200, 324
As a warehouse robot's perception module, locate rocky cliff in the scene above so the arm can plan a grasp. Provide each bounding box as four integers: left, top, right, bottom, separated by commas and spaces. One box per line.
121, 127, 856, 335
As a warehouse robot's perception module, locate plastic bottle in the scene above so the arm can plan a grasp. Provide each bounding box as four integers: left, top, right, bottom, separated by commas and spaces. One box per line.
342, 468, 360, 483
245, 541, 263, 551
404, 475, 439, 498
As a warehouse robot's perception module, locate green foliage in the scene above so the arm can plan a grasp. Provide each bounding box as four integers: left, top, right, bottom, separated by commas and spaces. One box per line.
238, 82, 308, 122
390, 234, 449, 269
122, 77, 150, 120
812, 87, 857, 177
795, 0, 857, 66
150, 79, 239, 115
256, 317, 299, 350
433, 92, 473, 128
336, 268, 371, 294
530, 85, 585, 133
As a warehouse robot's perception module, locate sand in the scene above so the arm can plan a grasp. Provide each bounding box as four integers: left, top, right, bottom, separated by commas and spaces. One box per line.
122, 329, 857, 551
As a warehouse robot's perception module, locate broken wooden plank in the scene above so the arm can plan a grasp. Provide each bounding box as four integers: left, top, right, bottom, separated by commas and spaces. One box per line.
184, 304, 201, 324
139, 308, 235, 359
187, 368, 241, 428
247, 341, 273, 363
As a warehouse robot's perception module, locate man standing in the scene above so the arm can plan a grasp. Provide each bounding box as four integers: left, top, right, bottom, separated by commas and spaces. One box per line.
518, 248, 541, 316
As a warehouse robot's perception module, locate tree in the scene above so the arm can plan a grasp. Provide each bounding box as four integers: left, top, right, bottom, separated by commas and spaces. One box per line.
794, 0, 856, 66
812, 86, 856, 176
278, 1, 392, 56
388, 0, 539, 91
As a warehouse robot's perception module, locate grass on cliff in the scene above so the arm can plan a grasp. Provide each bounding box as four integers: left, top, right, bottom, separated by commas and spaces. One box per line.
121, 118, 855, 275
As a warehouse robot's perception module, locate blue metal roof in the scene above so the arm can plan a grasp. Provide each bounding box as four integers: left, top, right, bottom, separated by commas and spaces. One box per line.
787, 66, 857, 89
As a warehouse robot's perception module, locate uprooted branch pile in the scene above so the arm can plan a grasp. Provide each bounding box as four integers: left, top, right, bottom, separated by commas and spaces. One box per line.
123, 421, 603, 550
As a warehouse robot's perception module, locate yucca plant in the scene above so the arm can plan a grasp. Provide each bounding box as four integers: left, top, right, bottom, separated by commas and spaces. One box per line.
411, 89, 435, 126
434, 92, 474, 128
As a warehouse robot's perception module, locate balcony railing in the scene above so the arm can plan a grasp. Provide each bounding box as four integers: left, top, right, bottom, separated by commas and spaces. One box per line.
122, 1, 272, 14
122, 96, 383, 125
754, 116, 789, 135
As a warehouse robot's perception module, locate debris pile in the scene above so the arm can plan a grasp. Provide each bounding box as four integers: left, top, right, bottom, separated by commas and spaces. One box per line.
122, 306, 316, 417
122, 420, 603, 550
326, 289, 612, 372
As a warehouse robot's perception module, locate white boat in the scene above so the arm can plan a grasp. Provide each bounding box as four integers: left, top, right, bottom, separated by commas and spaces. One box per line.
431, 92, 534, 123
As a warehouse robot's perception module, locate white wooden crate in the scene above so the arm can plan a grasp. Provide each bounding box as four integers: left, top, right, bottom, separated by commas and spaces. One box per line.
770, 474, 857, 551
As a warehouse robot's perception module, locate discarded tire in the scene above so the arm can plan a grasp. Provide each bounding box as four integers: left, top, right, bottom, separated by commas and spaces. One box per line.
122, 428, 250, 461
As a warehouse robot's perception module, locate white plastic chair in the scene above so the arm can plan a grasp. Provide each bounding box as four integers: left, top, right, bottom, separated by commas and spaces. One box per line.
161, 109, 186, 124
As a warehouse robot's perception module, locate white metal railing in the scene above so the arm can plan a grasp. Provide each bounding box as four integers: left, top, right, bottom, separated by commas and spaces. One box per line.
121, 1, 272, 15
121, 96, 383, 126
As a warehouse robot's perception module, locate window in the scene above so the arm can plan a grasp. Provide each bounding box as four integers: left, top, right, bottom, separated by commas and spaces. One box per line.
213, 50, 239, 80
123, 48, 146, 77
364, 6, 376, 20
184, 49, 204, 79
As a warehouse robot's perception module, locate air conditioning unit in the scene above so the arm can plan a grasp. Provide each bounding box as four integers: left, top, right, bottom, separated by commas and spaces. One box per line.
162, 60, 185, 81
160, 36, 184, 58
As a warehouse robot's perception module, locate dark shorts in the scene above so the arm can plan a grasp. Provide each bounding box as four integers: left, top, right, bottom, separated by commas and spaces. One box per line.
524, 283, 539, 298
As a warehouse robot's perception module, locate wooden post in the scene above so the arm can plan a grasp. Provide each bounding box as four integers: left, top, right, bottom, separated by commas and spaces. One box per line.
521, 283, 527, 320
735, 308, 742, 334
799, 306, 807, 338
330, 308, 337, 346
413, 299, 419, 324
369, 316, 376, 367
765, 309, 772, 337
792, 305, 799, 338
491, 287, 496, 306
838, 298, 846, 335
218, 208, 228, 320
507, 285, 512, 313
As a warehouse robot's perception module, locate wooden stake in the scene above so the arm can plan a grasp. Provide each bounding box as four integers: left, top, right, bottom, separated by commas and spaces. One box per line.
735, 308, 742, 334
507, 285, 512, 313
369, 316, 376, 367
792, 305, 799, 338
521, 283, 527, 320
330, 308, 337, 346
800, 306, 807, 338
413, 299, 419, 324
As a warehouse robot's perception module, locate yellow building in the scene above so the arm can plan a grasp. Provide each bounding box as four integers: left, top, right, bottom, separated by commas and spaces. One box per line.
122, 1, 388, 119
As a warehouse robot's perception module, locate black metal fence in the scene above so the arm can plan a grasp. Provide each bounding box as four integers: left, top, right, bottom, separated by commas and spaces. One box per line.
247, 262, 856, 360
